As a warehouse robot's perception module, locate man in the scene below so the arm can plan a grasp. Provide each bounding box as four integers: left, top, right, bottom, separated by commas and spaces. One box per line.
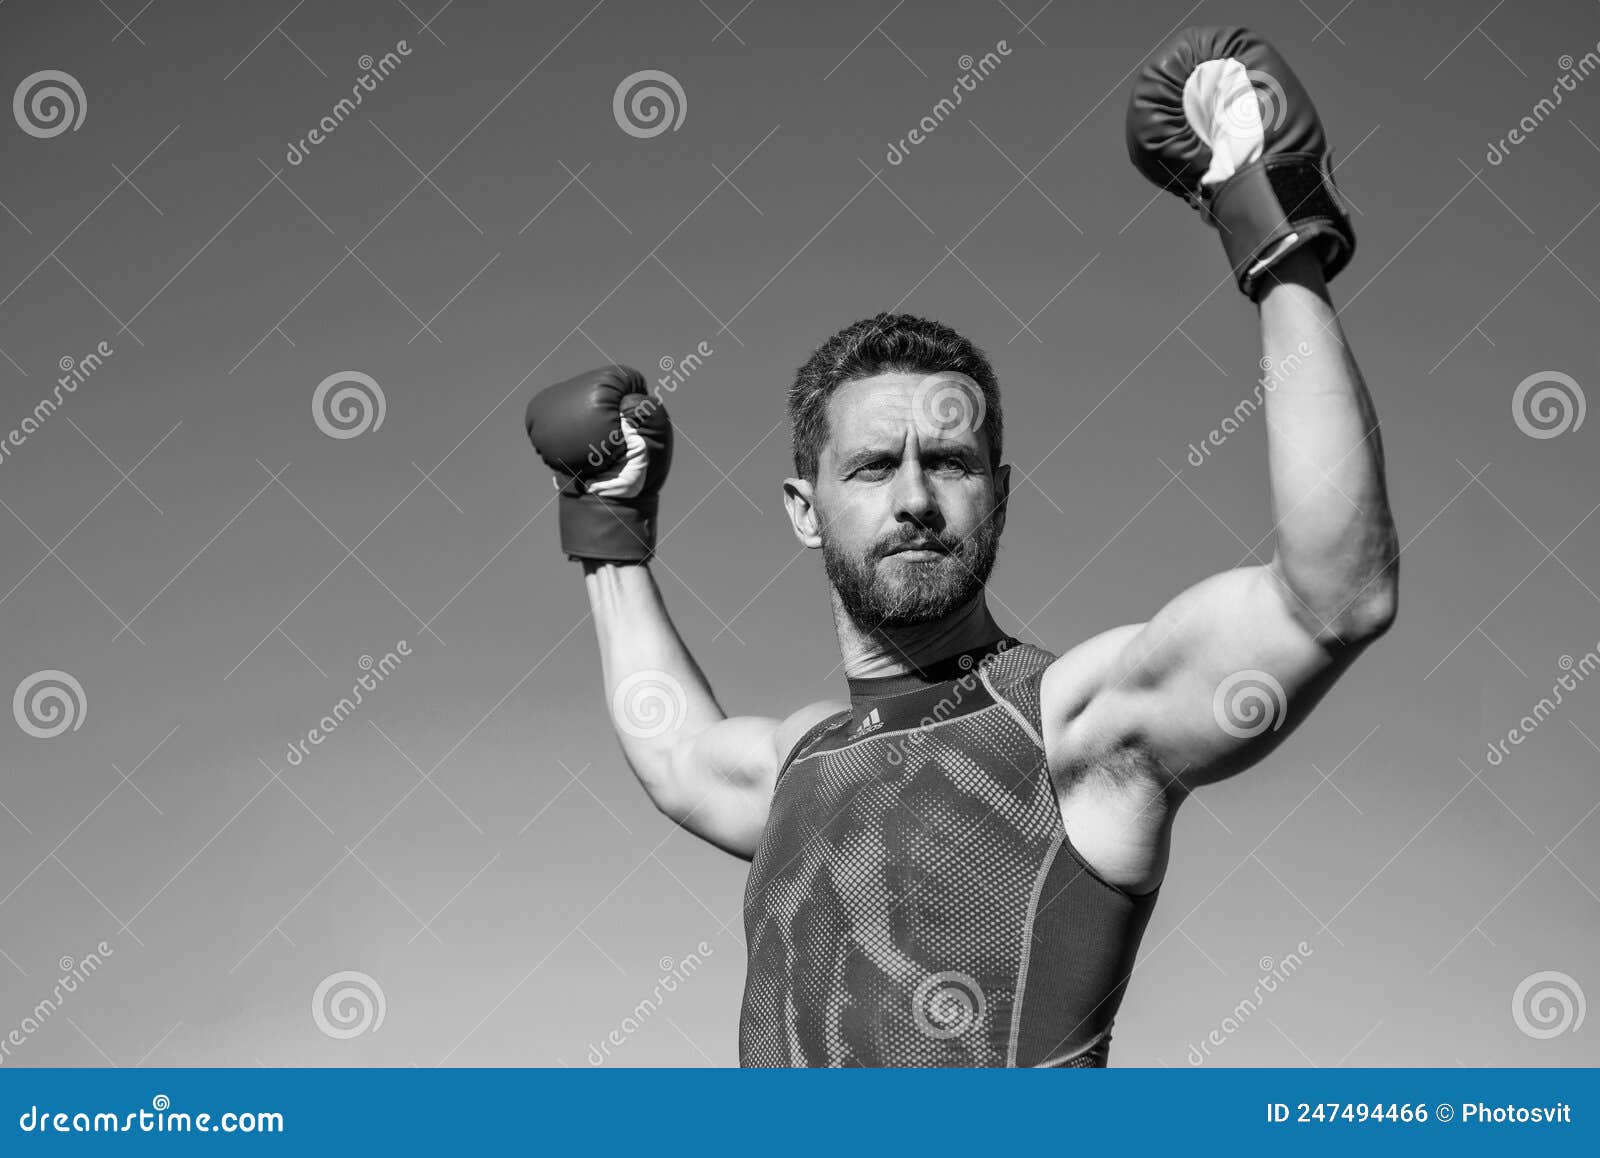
524, 27, 1397, 1066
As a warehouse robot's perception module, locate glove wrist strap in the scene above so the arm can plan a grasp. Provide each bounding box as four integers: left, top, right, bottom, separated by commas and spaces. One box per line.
558, 491, 659, 563
1204, 153, 1355, 300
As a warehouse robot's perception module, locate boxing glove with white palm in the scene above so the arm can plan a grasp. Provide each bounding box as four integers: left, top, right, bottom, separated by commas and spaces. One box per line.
524, 365, 673, 563
1126, 26, 1355, 299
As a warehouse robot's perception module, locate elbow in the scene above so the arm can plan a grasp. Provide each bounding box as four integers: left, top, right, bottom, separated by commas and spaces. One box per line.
1345, 586, 1396, 643
1333, 570, 1398, 646
1276, 529, 1398, 648
1280, 570, 1397, 649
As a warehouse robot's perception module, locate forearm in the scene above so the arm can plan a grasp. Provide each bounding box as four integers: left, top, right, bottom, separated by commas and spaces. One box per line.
1257, 250, 1398, 643
583, 561, 725, 798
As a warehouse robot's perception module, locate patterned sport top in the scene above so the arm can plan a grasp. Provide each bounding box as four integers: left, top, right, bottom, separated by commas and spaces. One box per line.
739, 636, 1157, 1067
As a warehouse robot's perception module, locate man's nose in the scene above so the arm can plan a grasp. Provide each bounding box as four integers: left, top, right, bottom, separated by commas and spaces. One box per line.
890, 461, 941, 525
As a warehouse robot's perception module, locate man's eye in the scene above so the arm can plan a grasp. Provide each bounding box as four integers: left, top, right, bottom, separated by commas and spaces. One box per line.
856, 460, 893, 476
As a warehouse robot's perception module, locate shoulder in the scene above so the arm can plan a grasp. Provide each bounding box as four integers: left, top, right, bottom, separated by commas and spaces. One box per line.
1037, 622, 1169, 792
773, 699, 851, 767
1038, 623, 1149, 734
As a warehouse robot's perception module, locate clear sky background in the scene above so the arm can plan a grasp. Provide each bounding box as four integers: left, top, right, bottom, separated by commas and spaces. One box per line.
0, 0, 1596, 1067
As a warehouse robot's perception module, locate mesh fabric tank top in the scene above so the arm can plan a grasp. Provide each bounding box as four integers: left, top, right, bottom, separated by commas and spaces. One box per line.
739, 636, 1158, 1066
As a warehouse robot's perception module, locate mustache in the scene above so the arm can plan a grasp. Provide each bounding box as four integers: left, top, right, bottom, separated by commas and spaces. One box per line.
876, 534, 958, 559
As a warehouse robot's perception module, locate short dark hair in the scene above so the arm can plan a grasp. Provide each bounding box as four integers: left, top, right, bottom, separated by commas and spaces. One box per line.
787, 312, 1003, 482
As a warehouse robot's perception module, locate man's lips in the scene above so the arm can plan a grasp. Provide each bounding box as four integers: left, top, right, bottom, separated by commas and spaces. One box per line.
883, 541, 951, 557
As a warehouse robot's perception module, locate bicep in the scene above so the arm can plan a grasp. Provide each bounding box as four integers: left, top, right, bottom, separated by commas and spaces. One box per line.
1071, 565, 1371, 789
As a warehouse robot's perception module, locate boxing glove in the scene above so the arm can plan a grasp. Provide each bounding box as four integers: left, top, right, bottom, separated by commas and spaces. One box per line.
1126, 26, 1355, 300
525, 365, 673, 563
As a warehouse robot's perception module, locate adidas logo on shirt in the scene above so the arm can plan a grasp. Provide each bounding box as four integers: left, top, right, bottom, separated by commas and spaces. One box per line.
852, 707, 882, 736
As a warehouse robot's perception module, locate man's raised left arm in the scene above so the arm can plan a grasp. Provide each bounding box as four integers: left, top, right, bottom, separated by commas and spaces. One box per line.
1050, 26, 1398, 793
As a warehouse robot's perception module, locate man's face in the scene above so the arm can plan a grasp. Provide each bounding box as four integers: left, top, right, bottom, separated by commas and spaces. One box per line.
787, 371, 1009, 631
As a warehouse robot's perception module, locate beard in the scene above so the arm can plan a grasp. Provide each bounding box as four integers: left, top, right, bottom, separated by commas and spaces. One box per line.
822, 514, 1001, 631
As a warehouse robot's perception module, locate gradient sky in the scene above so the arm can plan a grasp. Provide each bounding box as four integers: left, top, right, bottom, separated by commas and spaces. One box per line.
0, 0, 1596, 1067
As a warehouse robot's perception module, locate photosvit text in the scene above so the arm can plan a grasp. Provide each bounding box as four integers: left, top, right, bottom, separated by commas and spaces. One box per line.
1266, 1102, 1572, 1125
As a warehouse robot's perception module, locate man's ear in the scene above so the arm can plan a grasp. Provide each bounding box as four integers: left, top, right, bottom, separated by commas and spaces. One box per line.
782, 477, 823, 549
992, 463, 1011, 537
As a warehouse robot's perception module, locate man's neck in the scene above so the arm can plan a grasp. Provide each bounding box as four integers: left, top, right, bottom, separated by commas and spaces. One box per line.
834, 594, 1007, 679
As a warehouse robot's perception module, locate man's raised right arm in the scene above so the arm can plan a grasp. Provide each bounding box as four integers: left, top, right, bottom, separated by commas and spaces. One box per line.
526, 365, 843, 859
585, 560, 844, 859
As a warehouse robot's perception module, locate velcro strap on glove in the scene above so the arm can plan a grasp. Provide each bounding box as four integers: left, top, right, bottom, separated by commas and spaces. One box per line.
556, 481, 659, 563
1205, 152, 1354, 299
